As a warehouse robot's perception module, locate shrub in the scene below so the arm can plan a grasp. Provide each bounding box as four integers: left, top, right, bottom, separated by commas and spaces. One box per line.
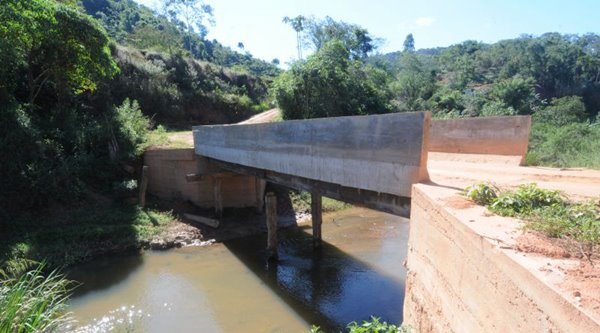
112, 98, 150, 159
480, 100, 517, 116
534, 95, 587, 125
310, 317, 411, 333
526, 121, 600, 168
490, 183, 564, 216
487, 75, 535, 114
463, 182, 499, 205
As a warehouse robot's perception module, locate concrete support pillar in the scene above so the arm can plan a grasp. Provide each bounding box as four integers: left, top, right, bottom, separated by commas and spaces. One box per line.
311, 192, 322, 248
213, 178, 223, 219
266, 192, 278, 259
255, 177, 266, 213
138, 165, 149, 208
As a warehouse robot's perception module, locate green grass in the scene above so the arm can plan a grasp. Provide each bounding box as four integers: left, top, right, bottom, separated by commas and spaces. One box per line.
145, 125, 193, 148
464, 183, 600, 258
0, 264, 74, 333
1, 204, 175, 271
526, 121, 600, 169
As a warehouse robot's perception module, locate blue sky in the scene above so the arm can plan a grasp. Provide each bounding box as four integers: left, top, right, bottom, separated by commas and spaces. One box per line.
134, 0, 599, 65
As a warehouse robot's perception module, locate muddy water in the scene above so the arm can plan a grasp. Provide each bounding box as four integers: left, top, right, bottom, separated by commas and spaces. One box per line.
67, 207, 409, 332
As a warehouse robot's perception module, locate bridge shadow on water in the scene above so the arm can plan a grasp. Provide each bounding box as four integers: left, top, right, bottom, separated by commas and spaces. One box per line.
223, 223, 406, 332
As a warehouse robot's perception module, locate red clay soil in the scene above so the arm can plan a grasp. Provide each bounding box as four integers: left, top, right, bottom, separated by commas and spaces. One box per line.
560, 262, 600, 313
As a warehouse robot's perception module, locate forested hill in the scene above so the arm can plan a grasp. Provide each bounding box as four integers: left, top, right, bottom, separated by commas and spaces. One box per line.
367, 33, 600, 120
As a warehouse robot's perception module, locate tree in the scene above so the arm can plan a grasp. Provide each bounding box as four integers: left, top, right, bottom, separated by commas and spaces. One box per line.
0, 0, 119, 212
391, 52, 436, 111
403, 33, 415, 52
273, 40, 391, 119
163, 0, 214, 52
283, 15, 306, 60
302, 16, 377, 60
0, 0, 117, 109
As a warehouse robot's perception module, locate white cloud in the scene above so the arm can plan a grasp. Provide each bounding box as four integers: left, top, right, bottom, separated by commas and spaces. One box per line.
415, 17, 436, 27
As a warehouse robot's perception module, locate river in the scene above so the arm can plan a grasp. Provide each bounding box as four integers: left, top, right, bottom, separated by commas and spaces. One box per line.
67, 207, 409, 332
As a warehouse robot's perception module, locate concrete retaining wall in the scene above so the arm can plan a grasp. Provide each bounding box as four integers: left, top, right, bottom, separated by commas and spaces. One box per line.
404, 183, 600, 332
429, 116, 531, 164
193, 112, 430, 198
144, 148, 264, 209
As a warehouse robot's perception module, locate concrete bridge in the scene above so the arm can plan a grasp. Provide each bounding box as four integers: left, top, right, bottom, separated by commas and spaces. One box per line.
189, 111, 530, 250
144, 111, 600, 332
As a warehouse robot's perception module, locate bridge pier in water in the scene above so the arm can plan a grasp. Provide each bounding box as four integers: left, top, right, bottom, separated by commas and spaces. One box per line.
311, 192, 322, 248
266, 192, 278, 259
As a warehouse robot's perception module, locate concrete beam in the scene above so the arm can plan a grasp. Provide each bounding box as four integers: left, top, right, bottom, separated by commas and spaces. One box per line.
193, 112, 430, 198
204, 157, 411, 218
429, 116, 531, 164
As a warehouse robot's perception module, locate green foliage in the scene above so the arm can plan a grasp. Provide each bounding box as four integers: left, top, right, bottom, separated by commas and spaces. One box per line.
465, 183, 600, 257
372, 33, 600, 121
310, 317, 410, 333
525, 202, 600, 243
534, 96, 587, 125
480, 100, 517, 117
490, 183, 564, 216
302, 16, 377, 60
81, 0, 280, 77
0, 264, 74, 333
463, 182, 499, 206
487, 76, 536, 114
2, 204, 175, 269
526, 121, 600, 168
0, 0, 117, 104
110, 46, 270, 124
390, 53, 436, 111
112, 98, 150, 159
274, 40, 392, 120
347, 317, 410, 333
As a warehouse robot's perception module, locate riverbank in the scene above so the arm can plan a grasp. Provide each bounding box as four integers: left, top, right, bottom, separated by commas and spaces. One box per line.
0, 200, 178, 273
0, 184, 352, 274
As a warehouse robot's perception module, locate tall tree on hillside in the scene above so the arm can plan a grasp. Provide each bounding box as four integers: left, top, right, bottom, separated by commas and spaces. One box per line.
164, 0, 214, 52
403, 33, 415, 52
302, 16, 378, 60
283, 15, 306, 60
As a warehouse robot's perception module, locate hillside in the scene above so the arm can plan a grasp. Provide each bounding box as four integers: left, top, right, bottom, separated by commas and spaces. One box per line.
80, 0, 281, 77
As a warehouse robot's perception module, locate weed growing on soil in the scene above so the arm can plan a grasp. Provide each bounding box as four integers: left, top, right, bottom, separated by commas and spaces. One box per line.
490, 183, 565, 216
464, 182, 499, 205
464, 183, 600, 258
310, 317, 411, 333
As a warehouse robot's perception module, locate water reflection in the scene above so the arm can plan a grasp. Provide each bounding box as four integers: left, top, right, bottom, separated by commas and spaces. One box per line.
67, 207, 408, 332
224, 214, 406, 331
